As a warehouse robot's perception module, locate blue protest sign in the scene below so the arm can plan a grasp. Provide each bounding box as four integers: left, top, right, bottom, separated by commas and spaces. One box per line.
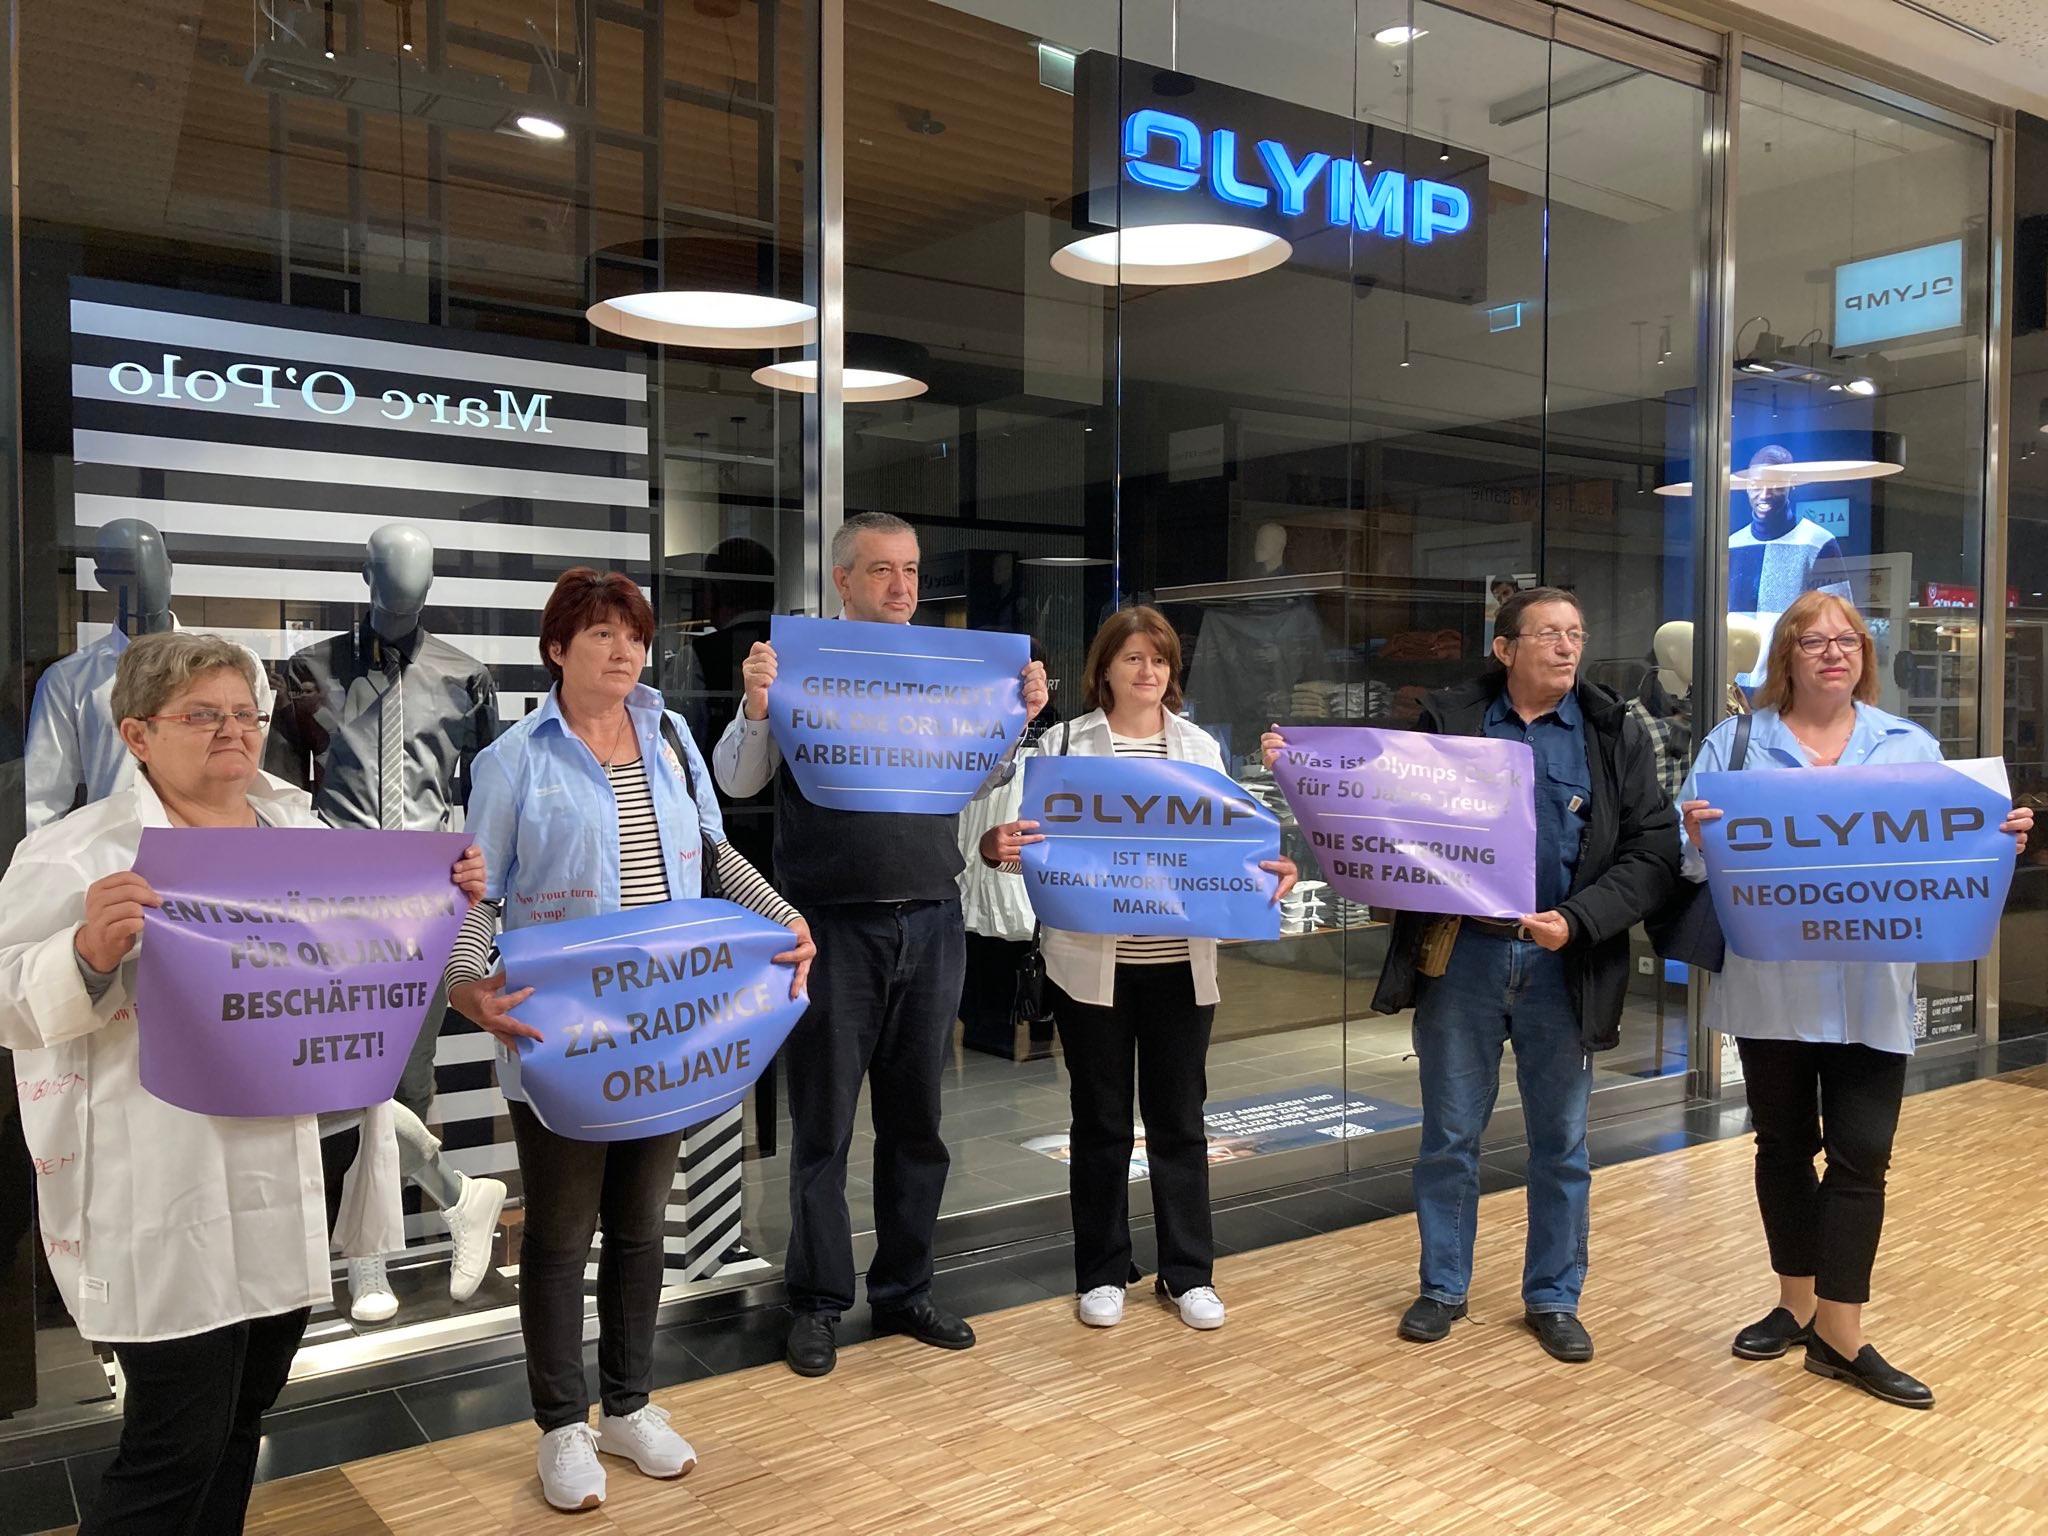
768, 614, 1028, 814
1697, 758, 2014, 963
496, 899, 806, 1141
1019, 755, 1282, 940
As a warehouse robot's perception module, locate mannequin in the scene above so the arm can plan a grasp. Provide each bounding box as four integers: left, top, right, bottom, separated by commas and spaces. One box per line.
269, 523, 505, 1322
25, 519, 273, 830
1252, 522, 1290, 577
1651, 615, 1763, 710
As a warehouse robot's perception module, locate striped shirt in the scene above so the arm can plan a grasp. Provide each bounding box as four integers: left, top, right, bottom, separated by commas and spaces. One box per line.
446, 752, 800, 984
1107, 730, 1189, 968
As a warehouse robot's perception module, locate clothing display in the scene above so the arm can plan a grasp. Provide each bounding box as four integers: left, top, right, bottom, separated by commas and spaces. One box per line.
266, 617, 499, 834
1182, 600, 1324, 750
25, 626, 276, 832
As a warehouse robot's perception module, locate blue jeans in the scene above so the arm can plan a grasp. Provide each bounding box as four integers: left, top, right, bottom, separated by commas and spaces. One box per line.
1411, 930, 1593, 1313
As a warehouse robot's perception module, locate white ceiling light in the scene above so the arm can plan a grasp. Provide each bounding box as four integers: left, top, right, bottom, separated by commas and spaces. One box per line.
516, 113, 567, 140
1653, 476, 1755, 498
1374, 25, 1428, 44
587, 292, 817, 349
1052, 224, 1291, 286
1746, 458, 1903, 487
751, 359, 928, 403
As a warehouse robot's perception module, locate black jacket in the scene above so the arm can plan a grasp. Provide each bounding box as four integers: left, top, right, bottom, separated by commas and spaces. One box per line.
1369, 674, 1680, 1051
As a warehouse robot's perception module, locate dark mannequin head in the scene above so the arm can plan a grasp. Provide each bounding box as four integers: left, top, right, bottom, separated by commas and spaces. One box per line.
364, 523, 435, 641
1744, 444, 1796, 536
95, 518, 174, 636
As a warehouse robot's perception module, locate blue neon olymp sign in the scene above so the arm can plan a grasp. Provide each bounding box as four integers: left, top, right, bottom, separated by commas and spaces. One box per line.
1122, 108, 1473, 247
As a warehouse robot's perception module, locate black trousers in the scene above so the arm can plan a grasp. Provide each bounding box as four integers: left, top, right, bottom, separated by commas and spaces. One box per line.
509, 1100, 680, 1431
79, 1308, 310, 1536
1737, 1036, 1908, 1304
784, 898, 965, 1315
1053, 964, 1216, 1295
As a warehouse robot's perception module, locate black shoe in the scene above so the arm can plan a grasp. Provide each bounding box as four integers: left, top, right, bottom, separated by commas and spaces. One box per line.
1732, 1307, 1811, 1361
785, 1311, 839, 1377
1524, 1311, 1595, 1363
1804, 1332, 1934, 1410
872, 1299, 976, 1351
1397, 1296, 1468, 1343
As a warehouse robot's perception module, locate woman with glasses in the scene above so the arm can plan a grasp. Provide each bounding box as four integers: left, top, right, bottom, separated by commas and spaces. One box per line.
1680, 590, 2030, 1409
0, 631, 483, 1534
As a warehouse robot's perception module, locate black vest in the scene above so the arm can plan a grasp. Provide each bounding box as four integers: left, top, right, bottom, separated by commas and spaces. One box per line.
770, 760, 966, 907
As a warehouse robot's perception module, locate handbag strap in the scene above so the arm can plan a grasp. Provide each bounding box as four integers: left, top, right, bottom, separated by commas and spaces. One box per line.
1730, 709, 1753, 772
1027, 722, 1072, 950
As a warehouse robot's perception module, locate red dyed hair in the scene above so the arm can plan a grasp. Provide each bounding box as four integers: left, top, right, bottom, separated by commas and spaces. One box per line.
539, 568, 655, 683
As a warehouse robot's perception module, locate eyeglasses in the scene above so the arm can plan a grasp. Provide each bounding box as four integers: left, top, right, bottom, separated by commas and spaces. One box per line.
1507, 627, 1589, 648
1794, 633, 1860, 657
147, 708, 272, 734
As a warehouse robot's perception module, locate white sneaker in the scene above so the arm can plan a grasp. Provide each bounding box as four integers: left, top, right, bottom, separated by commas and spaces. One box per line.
538, 1422, 606, 1511
1077, 1285, 1126, 1328
443, 1174, 507, 1303
1160, 1281, 1226, 1330
595, 1403, 696, 1479
347, 1256, 398, 1324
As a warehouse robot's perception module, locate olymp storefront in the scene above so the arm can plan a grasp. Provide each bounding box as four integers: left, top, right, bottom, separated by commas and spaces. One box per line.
0, 0, 2033, 1453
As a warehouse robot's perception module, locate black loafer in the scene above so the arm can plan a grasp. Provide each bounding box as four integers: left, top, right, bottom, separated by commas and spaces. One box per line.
785, 1311, 839, 1377
1524, 1311, 1595, 1363
1732, 1307, 1811, 1361
1397, 1296, 1468, 1343
872, 1299, 976, 1351
1804, 1332, 1934, 1410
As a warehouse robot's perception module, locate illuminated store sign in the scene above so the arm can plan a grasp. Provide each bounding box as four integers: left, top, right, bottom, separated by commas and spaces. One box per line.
1832, 239, 1967, 351
1119, 108, 1472, 247
1073, 52, 1489, 303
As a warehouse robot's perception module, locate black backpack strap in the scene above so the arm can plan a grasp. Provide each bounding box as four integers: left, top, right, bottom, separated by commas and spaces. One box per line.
1730, 710, 1753, 772
657, 712, 723, 899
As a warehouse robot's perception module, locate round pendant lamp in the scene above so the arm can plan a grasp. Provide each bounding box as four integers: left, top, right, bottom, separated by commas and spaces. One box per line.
752, 333, 930, 402
586, 236, 817, 350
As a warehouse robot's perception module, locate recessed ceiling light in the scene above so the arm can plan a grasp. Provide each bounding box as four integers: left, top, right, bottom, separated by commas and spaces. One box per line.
516, 113, 567, 141
751, 359, 928, 403
587, 292, 818, 349
1374, 25, 1428, 45
1051, 224, 1290, 286
1845, 377, 1878, 396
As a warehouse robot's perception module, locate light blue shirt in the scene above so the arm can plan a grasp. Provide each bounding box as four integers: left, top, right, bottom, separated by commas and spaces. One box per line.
1680, 703, 1941, 1056
465, 682, 725, 1099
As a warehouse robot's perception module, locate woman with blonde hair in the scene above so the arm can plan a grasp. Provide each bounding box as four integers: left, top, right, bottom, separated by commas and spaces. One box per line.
1680, 590, 2030, 1409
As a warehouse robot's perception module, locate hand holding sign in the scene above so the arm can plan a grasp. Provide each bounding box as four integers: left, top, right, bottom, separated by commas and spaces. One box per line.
75, 870, 163, 973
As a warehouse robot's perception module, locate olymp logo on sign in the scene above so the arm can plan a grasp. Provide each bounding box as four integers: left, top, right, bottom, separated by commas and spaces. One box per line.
1832, 238, 1967, 352
1121, 108, 1473, 248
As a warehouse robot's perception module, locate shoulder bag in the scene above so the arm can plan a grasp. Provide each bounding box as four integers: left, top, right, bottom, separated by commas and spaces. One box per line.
1009, 721, 1069, 1031
1643, 711, 1751, 972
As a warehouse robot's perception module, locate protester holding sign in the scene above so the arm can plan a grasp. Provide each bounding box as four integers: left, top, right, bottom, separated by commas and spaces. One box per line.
0, 631, 482, 1536
444, 569, 814, 1513
713, 512, 1048, 1380
981, 607, 1297, 1332
1264, 587, 1677, 1365
1679, 591, 2029, 1409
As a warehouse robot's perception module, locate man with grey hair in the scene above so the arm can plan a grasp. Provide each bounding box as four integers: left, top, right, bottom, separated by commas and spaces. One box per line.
714, 512, 1048, 1377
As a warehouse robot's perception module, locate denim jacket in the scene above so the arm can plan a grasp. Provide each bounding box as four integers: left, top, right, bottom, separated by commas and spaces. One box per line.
466, 684, 725, 1099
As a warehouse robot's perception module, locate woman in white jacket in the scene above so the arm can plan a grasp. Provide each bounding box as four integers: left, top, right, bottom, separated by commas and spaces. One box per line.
981, 606, 1296, 1331
0, 632, 481, 1534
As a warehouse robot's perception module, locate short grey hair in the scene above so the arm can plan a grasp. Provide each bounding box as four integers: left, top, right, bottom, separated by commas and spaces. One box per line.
110, 631, 261, 724
830, 512, 917, 572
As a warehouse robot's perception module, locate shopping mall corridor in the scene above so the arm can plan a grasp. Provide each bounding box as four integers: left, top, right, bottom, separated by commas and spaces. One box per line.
31, 1064, 2048, 1536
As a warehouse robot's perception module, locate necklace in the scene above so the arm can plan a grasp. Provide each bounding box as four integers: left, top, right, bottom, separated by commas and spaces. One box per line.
602, 707, 631, 766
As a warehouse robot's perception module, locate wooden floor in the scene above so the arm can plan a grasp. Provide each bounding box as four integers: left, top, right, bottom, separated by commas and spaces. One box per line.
50, 1067, 2048, 1535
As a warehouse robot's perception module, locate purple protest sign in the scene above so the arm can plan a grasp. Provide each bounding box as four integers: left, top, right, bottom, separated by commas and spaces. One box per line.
132, 827, 471, 1117
1271, 726, 1537, 919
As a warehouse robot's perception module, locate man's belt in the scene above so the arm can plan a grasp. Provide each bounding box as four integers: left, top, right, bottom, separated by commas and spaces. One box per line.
1464, 916, 1534, 942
